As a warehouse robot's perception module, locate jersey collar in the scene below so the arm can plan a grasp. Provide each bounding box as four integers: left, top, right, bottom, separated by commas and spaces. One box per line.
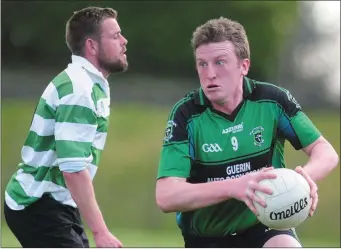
71, 55, 110, 96
71, 55, 107, 82
194, 77, 255, 106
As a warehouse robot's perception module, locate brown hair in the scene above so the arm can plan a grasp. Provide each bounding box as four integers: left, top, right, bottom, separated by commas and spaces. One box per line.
191, 17, 250, 60
65, 6, 117, 55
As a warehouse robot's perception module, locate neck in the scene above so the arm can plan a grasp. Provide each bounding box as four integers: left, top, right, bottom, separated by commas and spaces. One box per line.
212, 83, 244, 115
84, 55, 110, 79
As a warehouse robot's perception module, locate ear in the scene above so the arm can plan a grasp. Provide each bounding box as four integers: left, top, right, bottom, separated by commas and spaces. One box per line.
240, 58, 251, 76
85, 38, 98, 56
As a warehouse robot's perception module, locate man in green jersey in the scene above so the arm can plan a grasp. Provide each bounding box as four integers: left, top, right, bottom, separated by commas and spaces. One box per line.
156, 17, 339, 247
4, 7, 127, 248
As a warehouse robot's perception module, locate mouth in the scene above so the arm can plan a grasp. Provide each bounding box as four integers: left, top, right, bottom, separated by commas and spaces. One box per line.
207, 84, 220, 89
121, 50, 127, 59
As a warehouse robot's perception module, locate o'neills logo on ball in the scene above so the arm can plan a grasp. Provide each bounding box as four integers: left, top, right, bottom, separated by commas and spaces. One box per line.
269, 197, 309, 220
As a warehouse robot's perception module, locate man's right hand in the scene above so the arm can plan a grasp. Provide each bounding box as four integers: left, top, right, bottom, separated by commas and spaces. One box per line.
232, 166, 277, 215
93, 230, 123, 248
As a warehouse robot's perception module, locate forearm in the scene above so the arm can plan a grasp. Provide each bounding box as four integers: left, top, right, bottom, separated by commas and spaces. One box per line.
63, 169, 108, 235
156, 179, 237, 213
303, 141, 339, 182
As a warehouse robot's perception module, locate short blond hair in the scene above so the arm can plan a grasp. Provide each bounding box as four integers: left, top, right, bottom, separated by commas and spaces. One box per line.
191, 17, 250, 60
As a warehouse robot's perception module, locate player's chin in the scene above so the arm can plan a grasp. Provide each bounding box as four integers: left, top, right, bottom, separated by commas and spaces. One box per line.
120, 54, 127, 62
121, 59, 129, 71
120, 56, 128, 66
207, 94, 225, 105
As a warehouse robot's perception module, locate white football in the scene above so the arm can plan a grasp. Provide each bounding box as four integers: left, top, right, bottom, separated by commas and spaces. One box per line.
253, 168, 312, 230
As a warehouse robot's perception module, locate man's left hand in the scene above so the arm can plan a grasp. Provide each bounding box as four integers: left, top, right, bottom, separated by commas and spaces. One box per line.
295, 166, 318, 217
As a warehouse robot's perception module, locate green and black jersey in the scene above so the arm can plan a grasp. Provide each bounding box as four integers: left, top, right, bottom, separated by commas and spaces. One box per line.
157, 77, 321, 237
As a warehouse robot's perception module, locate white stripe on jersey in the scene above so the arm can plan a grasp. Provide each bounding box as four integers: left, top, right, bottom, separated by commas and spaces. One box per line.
5, 191, 25, 210
65, 66, 95, 100
92, 132, 107, 150
30, 114, 55, 136
57, 155, 93, 165
59, 92, 96, 111
15, 172, 69, 198
55, 122, 97, 142
21, 146, 57, 167
87, 163, 98, 179
50, 192, 76, 207
42, 82, 59, 110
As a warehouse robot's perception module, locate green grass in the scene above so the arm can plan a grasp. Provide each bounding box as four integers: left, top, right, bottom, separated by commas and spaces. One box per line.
0, 225, 181, 247
1, 101, 340, 247
1, 225, 339, 247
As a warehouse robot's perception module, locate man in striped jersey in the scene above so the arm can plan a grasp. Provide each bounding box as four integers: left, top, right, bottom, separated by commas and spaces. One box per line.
4, 6, 128, 248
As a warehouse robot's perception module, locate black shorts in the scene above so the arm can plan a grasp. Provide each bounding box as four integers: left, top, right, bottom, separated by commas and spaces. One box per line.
182, 222, 300, 248
4, 194, 89, 248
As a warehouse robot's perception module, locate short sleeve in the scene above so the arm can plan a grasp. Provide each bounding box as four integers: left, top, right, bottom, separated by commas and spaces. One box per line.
277, 88, 321, 150
55, 93, 98, 172
157, 103, 191, 179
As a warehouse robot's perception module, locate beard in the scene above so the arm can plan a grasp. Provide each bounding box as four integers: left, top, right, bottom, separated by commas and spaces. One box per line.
98, 49, 128, 74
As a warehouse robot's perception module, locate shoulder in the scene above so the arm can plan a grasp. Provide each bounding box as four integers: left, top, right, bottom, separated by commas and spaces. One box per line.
168, 88, 206, 122
41, 67, 96, 111
43, 62, 99, 102
249, 80, 289, 102
43, 66, 93, 99
248, 79, 301, 114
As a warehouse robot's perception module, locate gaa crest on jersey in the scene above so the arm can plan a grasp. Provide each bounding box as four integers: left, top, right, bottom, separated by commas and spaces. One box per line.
96, 99, 110, 118
250, 126, 264, 146
164, 120, 177, 142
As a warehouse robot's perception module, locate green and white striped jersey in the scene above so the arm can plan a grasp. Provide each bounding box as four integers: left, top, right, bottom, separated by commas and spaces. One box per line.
5, 55, 111, 210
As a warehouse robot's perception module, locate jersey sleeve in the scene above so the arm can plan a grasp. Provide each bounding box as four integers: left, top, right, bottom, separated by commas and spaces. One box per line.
55, 93, 98, 173
157, 103, 191, 179
277, 88, 321, 150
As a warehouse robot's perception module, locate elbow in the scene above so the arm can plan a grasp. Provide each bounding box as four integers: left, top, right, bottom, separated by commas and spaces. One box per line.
157, 203, 173, 214
156, 178, 184, 213
324, 140, 339, 170
331, 151, 339, 170
327, 143, 339, 170
155, 191, 174, 213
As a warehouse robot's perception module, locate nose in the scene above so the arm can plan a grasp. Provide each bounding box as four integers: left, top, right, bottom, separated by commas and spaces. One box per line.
206, 64, 216, 80
121, 34, 128, 46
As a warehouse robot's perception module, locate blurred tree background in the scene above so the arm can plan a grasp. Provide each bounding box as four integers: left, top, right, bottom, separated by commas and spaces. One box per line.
2, 1, 297, 79
1, 1, 340, 247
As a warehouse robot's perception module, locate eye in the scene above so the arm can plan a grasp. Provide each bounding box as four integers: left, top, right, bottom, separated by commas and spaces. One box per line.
112, 32, 121, 39
216, 60, 225, 65
198, 61, 207, 68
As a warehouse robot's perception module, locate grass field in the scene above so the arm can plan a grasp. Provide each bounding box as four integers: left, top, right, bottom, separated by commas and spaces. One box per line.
1, 101, 340, 247
1, 225, 340, 247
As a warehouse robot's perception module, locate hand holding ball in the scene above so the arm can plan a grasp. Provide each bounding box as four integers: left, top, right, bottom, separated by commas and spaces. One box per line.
253, 168, 312, 230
